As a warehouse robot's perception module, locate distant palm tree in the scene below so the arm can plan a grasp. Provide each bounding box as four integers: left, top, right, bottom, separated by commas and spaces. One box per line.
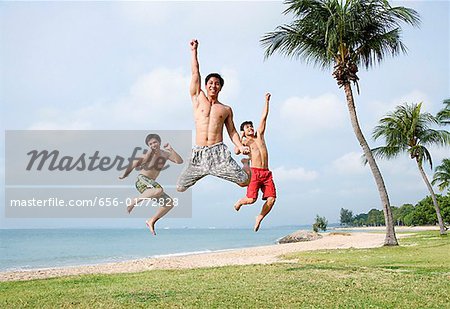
437, 99, 450, 125
432, 158, 450, 192
372, 103, 450, 235
261, 0, 420, 245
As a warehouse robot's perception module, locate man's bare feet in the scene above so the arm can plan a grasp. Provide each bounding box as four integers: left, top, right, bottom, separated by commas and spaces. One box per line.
127, 198, 139, 214
234, 201, 242, 211
145, 218, 157, 236
254, 214, 264, 232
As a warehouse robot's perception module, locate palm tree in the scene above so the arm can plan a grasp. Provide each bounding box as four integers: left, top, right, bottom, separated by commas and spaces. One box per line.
261, 0, 420, 245
437, 99, 450, 125
372, 103, 450, 235
432, 158, 450, 192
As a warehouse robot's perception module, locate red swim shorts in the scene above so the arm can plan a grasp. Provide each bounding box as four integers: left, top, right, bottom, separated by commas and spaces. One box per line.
246, 167, 276, 200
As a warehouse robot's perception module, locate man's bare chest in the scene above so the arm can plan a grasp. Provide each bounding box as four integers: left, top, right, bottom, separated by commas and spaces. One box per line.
197, 103, 228, 120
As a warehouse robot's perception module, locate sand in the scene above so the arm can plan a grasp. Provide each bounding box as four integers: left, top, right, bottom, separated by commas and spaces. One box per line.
1, 226, 440, 282
0, 230, 395, 282
331, 225, 440, 232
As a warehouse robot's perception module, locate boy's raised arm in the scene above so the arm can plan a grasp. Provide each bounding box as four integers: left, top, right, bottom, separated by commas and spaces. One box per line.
258, 93, 271, 136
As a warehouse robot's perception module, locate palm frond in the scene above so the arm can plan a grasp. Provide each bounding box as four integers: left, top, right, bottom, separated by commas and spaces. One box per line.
261, 0, 420, 74
370, 146, 402, 161
432, 158, 450, 191
419, 129, 450, 147
436, 98, 450, 125
261, 24, 330, 68
372, 102, 448, 168
356, 28, 406, 69
412, 145, 433, 169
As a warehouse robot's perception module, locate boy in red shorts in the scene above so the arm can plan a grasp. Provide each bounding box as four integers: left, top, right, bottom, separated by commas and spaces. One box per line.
234, 93, 276, 231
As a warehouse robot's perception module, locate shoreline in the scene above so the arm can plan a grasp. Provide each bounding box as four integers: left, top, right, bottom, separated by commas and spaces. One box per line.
330, 225, 440, 232
0, 226, 440, 282
0, 231, 395, 282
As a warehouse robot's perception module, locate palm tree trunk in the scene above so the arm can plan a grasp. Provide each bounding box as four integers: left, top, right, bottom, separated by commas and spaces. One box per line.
343, 83, 398, 245
416, 160, 447, 235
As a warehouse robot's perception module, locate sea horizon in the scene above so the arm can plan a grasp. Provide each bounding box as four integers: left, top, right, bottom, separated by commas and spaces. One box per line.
1, 225, 317, 272
0, 224, 322, 230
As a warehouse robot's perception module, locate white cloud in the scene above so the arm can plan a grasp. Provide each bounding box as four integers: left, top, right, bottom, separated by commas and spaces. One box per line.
377, 157, 415, 175
28, 66, 245, 130
366, 90, 431, 125
218, 67, 240, 103
397, 91, 431, 108
332, 152, 367, 175
272, 166, 319, 182
28, 67, 193, 130
337, 186, 372, 197
279, 93, 346, 135
115, 2, 171, 26
29, 121, 92, 130
430, 147, 450, 166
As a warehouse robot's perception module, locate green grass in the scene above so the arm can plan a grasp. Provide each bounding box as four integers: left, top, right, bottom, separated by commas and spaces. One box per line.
1, 231, 449, 308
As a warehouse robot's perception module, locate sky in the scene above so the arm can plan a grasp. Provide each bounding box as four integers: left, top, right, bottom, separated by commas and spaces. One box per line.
1, 0, 449, 229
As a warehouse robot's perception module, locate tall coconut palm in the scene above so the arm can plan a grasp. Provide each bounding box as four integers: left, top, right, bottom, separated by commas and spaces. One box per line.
437, 99, 450, 125
261, 0, 420, 245
372, 103, 450, 235
432, 158, 450, 192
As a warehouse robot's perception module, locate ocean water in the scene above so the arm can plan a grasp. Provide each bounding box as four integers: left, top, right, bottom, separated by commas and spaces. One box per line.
0, 226, 305, 271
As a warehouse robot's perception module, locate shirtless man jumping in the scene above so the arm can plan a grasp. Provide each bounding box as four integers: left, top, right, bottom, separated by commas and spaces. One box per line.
119, 133, 183, 235
177, 39, 250, 191
234, 93, 277, 232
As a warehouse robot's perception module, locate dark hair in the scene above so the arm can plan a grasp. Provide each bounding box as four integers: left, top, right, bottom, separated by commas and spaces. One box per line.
205, 73, 224, 87
240, 121, 253, 132
145, 133, 161, 146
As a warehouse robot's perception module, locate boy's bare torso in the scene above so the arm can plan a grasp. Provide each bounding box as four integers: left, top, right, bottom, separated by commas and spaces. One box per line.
244, 135, 269, 169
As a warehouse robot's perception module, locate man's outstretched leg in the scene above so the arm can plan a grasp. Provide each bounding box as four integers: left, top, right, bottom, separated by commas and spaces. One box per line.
254, 197, 276, 232
235, 161, 256, 210
238, 158, 251, 187
146, 198, 174, 235
127, 187, 163, 214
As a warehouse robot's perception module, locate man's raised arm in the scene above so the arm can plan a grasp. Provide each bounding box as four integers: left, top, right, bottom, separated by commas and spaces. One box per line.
258, 93, 271, 136
190, 39, 201, 101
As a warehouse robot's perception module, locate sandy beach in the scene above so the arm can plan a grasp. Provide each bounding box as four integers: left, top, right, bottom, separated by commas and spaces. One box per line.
2, 227, 437, 282
1, 226, 440, 282
331, 226, 440, 232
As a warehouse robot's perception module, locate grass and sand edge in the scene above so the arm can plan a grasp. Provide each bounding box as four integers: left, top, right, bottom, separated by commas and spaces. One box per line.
0, 230, 449, 308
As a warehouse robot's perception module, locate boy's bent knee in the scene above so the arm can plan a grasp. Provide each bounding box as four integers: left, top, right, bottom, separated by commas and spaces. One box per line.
266, 197, 276, 205
154, 188, 164, 196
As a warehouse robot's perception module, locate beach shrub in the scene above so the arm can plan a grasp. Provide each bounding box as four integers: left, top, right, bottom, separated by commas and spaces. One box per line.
312, 215, 328, 232
340, 208, 353, 226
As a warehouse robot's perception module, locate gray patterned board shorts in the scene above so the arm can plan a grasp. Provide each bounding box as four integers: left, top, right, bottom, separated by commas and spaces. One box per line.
136, 174, 171, 199
176, 142, 248, 190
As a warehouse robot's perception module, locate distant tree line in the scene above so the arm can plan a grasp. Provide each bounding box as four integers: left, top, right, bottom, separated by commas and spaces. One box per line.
340, 194, 450, 227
